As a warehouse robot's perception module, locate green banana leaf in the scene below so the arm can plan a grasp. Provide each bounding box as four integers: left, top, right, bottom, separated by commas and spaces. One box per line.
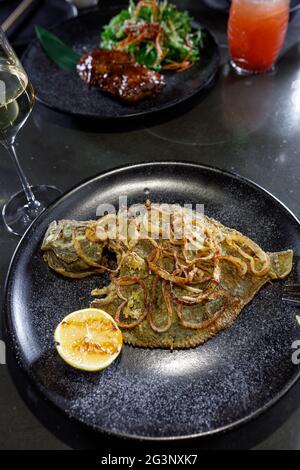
35, 26, 80, 72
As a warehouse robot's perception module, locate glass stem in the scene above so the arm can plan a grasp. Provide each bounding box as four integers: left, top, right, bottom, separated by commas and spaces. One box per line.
4, 139, 41, 210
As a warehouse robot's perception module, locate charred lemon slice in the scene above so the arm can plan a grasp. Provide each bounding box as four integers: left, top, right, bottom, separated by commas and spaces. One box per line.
54, 308, 123, 371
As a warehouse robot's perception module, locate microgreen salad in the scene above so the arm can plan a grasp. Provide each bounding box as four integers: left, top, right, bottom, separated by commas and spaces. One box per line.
100, 0, 203, 71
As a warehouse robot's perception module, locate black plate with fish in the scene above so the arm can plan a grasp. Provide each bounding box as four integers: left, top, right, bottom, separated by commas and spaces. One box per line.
4, 162, 300, 440
21, 4, 220, 120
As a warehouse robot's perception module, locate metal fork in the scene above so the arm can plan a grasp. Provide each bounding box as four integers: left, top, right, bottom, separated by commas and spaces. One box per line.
282, 284, 300, 306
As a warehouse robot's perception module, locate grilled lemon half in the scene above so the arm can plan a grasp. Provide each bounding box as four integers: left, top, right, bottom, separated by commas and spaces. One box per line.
54, 308, 123, 371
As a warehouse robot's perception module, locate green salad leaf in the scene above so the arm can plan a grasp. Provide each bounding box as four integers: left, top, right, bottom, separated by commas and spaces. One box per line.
100, 0, 203, 71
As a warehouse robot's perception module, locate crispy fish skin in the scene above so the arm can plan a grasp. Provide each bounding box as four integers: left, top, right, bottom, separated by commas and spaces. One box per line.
42, 214, 294, 349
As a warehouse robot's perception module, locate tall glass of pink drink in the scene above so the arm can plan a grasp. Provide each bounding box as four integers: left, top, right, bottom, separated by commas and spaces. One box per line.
228, 0, 290, 75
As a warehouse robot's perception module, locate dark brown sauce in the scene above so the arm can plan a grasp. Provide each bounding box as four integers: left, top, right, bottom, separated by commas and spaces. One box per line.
77, 48, 165, 103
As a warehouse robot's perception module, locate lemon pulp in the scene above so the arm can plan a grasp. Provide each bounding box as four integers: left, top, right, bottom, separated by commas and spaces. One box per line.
54, 308, 123, 371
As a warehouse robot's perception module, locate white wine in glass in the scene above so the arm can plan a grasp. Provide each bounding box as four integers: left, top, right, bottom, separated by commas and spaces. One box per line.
0, 29, 61, 236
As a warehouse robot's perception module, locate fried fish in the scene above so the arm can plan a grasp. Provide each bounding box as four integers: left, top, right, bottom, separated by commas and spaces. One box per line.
42, 205, 293, 349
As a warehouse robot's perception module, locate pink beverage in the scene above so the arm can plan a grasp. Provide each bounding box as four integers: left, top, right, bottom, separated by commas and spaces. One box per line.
228, 0, 290, 74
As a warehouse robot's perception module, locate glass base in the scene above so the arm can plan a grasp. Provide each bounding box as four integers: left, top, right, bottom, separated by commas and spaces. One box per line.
230, 60, 276, 76
2, 185, 62, 236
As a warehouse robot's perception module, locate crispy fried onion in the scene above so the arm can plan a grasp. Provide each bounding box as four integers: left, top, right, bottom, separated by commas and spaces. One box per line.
147, 242, 220, 288
147, 246, 195, 285
85, 204, 272, 333
113, 276, 148, 329
73, 227, 126, 273
86, 214, 127, 244
225, 233, 270, 277
176, 290, 229, 330
217, 255, 248, 276
148, 276, 173, 333
170, 279, 219, 306
90, 285, 118, 307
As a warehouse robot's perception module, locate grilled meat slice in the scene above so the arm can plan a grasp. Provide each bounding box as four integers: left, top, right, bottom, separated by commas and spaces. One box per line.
77, 49, 165, 103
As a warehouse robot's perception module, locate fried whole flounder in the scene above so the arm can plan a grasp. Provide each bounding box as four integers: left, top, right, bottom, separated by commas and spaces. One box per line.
42, 204, 293, 349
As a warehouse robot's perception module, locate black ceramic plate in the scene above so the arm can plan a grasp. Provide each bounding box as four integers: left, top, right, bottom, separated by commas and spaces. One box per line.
21, 5, 219, 120
5, 162, 300, 440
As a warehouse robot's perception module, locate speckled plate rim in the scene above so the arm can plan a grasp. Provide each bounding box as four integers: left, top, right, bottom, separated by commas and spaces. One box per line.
4, 161, 300, 442
21, 10, 220, 120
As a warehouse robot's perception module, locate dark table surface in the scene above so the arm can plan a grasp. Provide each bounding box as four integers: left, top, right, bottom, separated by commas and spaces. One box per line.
1, 1, 300, 451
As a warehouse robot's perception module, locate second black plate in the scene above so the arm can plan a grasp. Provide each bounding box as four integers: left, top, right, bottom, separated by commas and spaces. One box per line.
22, 4, 219, 120
4, 162, 300, 440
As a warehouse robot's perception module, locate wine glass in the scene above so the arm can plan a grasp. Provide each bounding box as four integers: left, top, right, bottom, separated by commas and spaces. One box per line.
0, 28, 61, 236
